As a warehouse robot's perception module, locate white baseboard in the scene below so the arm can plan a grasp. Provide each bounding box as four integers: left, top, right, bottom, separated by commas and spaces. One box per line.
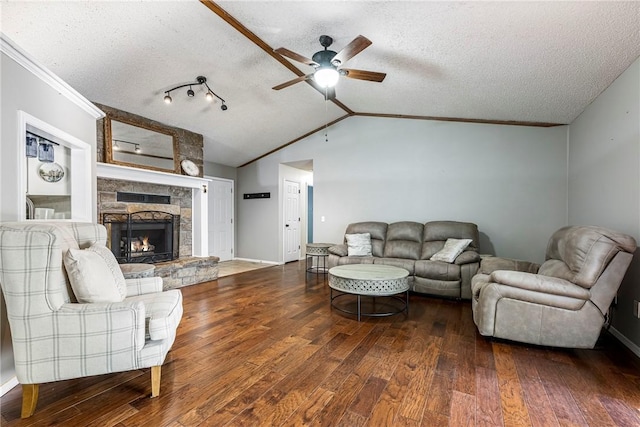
0, 376, 18, 396
609, 327, 640, 359
233, 257, 281, 265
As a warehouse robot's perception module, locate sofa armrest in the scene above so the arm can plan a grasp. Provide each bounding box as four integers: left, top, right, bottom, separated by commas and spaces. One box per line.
479, 257, 540, 275
126, 276, 164, 296
454, 251, 480, 265
328, 244, 348, 257
490, 270, 590, 300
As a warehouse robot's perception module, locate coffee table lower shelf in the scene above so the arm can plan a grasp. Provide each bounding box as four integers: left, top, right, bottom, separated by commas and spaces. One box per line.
330, 290, 409, 321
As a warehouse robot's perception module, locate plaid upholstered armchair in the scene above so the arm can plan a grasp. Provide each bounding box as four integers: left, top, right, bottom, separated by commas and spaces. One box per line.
0, 222, 183, 418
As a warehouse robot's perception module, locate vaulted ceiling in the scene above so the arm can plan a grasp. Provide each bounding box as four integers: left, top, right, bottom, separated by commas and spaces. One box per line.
2, 1, 639, 167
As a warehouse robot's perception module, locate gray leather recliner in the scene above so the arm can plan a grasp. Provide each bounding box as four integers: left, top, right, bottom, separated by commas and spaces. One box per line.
471, 225, 636, 348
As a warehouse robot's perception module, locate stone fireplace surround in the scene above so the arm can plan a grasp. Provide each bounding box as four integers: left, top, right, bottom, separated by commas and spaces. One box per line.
97, 163, 218, 289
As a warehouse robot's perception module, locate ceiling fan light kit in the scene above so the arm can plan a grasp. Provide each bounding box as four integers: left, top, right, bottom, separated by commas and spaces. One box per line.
273, 34, 386, 97
163, 76, 228, 111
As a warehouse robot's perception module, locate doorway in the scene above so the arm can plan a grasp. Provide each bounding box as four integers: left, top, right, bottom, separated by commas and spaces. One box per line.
283, 179, 301, 263
207, 177, 234, 261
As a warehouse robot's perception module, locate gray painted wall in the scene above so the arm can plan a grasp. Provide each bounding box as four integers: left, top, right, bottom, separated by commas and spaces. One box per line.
0, 51, 99, 388
568, 57, 640, 350
204, 160, 237, 181
237, 117, 569, 264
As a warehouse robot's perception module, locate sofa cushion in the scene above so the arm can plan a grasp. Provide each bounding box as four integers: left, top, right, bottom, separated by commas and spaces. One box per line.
344, 222, 387, 257
337, 256, 375, 265
415, 260, 461, 281
373, 258, 415, 275
430, 238, 472, 263
421, 221, 479, 260
383, 221, 423, 260
346, 233, 372, 256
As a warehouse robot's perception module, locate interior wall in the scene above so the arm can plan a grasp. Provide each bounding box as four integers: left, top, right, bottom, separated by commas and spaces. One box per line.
568, 57, 640, 351
237, 116, 568, 263
0, 50, 99, 389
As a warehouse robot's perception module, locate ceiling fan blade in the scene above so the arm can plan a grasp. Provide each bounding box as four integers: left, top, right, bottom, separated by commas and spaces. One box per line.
272, 74, 313, 90
331, 35, 372, 65
274, 47, 318, 66
342, 68, 386, 82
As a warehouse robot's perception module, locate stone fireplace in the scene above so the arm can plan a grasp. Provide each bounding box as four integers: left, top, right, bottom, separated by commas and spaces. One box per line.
103, 208, 180, 264
97, 163, 218, 289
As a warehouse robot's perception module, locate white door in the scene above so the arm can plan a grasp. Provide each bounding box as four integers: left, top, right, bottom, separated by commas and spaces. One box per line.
284, 180, 300, 263
208, 177, 234, 261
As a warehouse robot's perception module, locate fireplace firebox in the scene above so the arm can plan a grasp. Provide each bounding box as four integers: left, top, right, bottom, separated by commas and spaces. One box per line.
103, 211, 180, 264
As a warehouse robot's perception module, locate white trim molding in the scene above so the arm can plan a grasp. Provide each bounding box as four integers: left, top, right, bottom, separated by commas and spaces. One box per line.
1, 33, 104, 120
0, 376, 18, 397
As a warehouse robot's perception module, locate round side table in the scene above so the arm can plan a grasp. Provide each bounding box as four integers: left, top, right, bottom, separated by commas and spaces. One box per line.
305, 243, 334, 277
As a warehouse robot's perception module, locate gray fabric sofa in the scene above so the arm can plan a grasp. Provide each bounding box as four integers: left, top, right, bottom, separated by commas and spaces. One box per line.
328, 221, 480, 299
471, 225, 636, 348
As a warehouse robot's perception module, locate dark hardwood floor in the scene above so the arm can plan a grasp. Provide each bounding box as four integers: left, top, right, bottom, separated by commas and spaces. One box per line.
2, 261, 640, 426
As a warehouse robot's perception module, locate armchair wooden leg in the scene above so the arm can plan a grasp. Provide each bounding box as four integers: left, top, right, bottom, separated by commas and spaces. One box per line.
151, 365, 161, 398
21, 384, 39, 418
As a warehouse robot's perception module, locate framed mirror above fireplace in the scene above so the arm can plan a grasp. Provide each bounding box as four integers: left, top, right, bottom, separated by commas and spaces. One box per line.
104, 115, 180, 174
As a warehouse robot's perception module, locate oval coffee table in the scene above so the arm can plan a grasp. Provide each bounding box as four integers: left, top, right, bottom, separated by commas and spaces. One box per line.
328, 264, 410, 321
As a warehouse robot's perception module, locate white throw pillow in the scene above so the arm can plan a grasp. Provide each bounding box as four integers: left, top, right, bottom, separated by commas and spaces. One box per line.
346, 233, 373, 256
430, 238, 473, 263
64, 245, 127, 303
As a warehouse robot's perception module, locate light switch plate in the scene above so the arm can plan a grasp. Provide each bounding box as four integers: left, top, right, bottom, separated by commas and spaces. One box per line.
634, 300, 640, 319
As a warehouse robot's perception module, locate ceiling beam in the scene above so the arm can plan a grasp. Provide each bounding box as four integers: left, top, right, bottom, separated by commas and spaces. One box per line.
238, 114, 352, 167
199, 1, 353, 115
353, 112, 564, 128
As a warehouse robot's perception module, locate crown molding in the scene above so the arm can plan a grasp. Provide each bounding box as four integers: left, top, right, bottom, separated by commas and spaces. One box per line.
0, 32, 105, 119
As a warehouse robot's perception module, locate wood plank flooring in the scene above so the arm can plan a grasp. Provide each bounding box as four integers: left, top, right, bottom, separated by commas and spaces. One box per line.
2, 261, 639, 426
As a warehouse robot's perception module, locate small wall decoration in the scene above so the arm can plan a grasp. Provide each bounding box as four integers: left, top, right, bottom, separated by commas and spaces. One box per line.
38, 162, 65, 183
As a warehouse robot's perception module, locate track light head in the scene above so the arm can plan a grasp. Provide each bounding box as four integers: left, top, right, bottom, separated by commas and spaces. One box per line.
205, 91, 214, 102
187, 86, 195, 97
221, 103, 228, 111
134, 144, 141, 153
164, 94, 172, 104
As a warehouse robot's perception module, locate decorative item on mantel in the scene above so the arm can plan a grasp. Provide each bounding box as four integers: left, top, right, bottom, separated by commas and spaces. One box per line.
163, 76, 228, 111
26, 131, 58, 162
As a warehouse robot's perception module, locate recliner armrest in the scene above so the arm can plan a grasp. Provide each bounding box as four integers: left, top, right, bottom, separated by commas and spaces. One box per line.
480, 257, 540, 275
328, 244, 348, 257
490, 270, 590, 300
454, 251, 480, 265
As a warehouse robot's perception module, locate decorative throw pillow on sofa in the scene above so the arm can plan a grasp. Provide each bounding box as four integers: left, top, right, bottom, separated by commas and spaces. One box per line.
430, 238, 472, 263
346, 233, 373, 256
64, 244, 127, 303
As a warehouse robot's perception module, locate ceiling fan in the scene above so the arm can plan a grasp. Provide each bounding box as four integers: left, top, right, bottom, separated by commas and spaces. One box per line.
272, 35, 386, 100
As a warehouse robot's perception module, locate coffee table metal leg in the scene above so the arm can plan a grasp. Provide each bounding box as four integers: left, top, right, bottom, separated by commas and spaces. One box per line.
357, 295, 361, 322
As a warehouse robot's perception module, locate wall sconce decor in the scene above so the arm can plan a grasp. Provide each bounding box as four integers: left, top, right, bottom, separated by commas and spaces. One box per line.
26, 131, 58, 163
163, 76, 228, 111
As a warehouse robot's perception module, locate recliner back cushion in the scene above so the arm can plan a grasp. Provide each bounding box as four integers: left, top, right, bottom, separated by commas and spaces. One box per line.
384, 222, 423, 260
421, 221, 480, 260
345, 222, 388, 257
542, 225, 637, 288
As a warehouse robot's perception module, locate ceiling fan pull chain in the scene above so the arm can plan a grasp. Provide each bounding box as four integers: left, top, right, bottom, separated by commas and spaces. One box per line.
324, 89, 329, 142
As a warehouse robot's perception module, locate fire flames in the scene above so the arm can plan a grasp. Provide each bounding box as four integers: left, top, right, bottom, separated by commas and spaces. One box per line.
131, 236, 154, 253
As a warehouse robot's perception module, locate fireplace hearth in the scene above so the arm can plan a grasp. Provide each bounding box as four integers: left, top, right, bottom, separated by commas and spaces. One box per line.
103, 211, 180, 264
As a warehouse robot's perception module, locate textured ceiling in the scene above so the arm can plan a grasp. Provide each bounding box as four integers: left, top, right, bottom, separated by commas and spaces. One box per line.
2, 1, 639, 167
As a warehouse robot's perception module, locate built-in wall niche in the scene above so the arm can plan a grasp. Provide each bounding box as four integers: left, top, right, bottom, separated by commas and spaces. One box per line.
19, 111, 92, 221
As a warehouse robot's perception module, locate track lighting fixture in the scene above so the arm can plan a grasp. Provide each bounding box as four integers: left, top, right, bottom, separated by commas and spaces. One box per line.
135, 144, 141, 153
163, 76, 228, 111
